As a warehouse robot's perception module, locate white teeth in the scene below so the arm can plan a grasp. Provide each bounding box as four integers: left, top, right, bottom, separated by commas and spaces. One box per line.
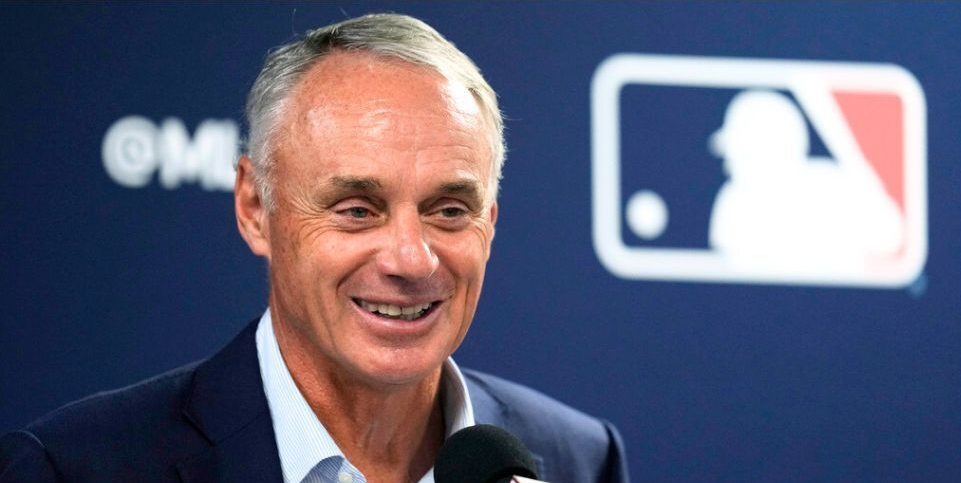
358, 300, 432, 320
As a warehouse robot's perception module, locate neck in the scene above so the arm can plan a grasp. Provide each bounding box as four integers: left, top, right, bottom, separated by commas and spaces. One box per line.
272, 311, 446, 483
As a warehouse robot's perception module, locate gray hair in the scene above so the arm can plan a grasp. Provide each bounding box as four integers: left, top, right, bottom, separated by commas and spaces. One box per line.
244, 13, 505, 209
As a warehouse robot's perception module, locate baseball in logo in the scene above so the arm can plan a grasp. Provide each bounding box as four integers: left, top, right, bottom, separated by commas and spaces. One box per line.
591, 54, 926, 287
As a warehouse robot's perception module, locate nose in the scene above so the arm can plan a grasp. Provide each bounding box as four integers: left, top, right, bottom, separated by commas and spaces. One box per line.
377, 208, 439, 281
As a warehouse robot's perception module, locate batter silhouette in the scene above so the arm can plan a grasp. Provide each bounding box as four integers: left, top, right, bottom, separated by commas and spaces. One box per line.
709, 90, 902, 274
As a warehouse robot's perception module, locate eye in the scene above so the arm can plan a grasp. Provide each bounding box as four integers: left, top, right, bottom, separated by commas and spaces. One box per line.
332, 200, 380, 226
429, 201, 471, 230
347, 207, 370, 219
440, 207, 466, 218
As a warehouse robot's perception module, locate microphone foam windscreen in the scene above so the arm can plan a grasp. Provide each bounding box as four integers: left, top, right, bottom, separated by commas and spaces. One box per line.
434, 424, 538, 483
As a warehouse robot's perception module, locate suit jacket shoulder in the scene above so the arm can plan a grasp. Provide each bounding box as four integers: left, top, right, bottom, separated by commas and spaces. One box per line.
0, 321, 283, 482
1, 363, 204, 481
463, 369, 629, 483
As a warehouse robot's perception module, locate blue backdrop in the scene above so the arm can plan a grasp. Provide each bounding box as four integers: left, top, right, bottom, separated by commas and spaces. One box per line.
2, 3, 959, 481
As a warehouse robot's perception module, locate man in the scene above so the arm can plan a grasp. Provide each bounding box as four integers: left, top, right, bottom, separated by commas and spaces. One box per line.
0, 13, 627, 483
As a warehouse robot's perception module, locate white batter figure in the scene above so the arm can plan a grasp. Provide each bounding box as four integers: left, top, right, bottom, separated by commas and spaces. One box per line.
709, 89, 903, 275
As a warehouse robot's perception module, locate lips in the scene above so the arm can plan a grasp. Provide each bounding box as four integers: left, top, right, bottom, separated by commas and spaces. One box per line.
353, 298, 435, 321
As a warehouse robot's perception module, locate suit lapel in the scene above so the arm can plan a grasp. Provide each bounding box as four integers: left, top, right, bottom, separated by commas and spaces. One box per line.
176, 320, 284, 483
465, 372, 547, 479
466, 374, 507, 427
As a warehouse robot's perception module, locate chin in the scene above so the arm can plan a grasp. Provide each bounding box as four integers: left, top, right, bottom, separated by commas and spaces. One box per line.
354, 351, 447, 388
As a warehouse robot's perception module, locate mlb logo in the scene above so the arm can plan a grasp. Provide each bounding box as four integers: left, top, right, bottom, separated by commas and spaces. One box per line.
590, 54, 927, 287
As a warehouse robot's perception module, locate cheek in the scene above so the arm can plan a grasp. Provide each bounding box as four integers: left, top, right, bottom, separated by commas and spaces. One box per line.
269, 218, 337, 296
273, 212, 346, 265
432, 226, 493, 317
433, 231, 491, 279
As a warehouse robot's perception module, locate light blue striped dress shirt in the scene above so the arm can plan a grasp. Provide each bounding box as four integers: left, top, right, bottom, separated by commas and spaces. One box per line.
255, 309, 476, 483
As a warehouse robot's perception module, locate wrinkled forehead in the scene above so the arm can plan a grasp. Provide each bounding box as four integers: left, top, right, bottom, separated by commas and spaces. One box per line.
273, 50, 495, 195
284, 50, 483, 135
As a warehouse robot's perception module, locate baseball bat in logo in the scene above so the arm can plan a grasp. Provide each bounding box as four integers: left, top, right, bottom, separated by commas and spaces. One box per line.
591, 54, 926, 288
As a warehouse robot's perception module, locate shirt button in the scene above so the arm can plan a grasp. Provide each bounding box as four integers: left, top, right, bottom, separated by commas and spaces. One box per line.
338, 472, 353, 483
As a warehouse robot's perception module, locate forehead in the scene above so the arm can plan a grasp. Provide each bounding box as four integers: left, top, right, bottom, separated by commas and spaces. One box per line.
284, 52, 483, 146
273, 50, 493, 190
298, 50, 479, 111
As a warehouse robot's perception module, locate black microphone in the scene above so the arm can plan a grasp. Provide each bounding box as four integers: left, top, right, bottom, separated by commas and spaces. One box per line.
434, 424, 540, 483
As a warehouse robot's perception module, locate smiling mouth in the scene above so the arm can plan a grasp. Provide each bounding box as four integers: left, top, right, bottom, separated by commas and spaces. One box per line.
353, 298, 436, 321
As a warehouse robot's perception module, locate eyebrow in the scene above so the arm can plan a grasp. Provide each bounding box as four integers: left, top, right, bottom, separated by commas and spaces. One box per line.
328, 176, 383, 192
438, 180, 485, 208
439, 181, 480, 197
330, 177, 480, 196
321, 176, 484, 206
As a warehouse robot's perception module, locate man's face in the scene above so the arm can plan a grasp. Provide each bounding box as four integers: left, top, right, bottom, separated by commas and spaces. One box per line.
253, 51, 496, 387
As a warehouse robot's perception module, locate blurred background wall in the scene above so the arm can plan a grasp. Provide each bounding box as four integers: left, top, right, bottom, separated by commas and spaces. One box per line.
2, 3, 958, 480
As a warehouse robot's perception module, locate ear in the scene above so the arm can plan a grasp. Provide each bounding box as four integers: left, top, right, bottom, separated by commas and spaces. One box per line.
235, 155, 271, 260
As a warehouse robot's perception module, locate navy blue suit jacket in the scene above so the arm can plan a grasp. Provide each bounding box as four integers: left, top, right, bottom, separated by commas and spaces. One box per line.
1, 321, 628, 482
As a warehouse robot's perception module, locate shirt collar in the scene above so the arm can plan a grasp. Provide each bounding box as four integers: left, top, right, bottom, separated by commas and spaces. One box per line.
255, 308, 475, 483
